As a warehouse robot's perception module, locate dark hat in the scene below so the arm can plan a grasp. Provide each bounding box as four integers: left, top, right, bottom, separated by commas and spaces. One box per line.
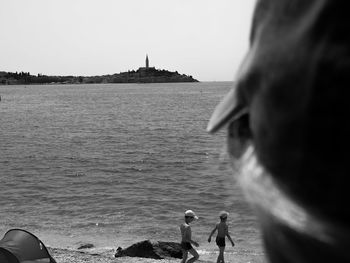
219, 211, 229, 219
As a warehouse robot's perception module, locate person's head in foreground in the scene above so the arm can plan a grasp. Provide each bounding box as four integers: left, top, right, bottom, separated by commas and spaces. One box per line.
185, 210, 198, 223
208, 0, 350, 262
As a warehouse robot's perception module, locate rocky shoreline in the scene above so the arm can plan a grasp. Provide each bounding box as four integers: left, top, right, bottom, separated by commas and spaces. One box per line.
49, 247, 266, 263
49, 247, 180, 263
49, 240, 183, 263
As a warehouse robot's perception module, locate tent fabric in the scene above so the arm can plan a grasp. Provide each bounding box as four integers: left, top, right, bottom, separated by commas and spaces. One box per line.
0, 229, 56, 263
0, 247, 19, 263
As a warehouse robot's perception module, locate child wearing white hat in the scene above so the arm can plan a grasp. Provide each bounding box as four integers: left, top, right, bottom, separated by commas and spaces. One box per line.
180, 210, 199, 263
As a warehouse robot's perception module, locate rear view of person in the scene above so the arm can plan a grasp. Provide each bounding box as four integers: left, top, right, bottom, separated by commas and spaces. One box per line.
208, 211, 235, 263
207, 1, 350, 262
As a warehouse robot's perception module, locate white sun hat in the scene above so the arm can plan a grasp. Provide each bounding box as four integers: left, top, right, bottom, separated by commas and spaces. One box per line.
184, 210, 199, 219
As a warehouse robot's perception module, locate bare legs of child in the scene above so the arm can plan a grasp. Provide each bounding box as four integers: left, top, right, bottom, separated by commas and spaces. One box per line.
181, 248, 199, 263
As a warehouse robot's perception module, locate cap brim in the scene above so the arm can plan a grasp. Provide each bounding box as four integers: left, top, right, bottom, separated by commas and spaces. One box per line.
207, 83, 247, 133
194, 216, 199, 220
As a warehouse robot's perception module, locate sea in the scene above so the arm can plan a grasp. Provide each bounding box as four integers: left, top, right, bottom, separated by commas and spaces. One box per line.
0, 82, 265, 262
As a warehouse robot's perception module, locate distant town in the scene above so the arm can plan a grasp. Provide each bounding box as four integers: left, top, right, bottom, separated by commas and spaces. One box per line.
0, 55, 198, 85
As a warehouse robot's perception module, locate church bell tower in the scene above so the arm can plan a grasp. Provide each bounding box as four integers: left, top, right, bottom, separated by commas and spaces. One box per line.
145, 54, 149, 69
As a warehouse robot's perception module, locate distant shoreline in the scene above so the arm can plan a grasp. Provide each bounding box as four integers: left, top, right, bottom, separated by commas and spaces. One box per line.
0, 68, 199, 85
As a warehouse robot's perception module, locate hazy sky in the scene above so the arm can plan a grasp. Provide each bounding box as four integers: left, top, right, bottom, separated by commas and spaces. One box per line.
0, 0, 256, 81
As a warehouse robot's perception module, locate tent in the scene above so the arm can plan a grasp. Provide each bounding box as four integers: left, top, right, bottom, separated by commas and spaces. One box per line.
0, 229, 56, 263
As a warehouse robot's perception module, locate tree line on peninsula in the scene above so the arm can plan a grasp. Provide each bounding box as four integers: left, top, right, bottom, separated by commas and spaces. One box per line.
0, 68, 198, 85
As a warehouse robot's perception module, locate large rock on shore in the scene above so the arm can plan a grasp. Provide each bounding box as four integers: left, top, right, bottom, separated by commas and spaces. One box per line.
115, 240, 182, 259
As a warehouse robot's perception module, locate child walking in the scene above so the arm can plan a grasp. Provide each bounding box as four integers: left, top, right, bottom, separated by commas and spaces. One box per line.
180, 210, 199, 263
208, 211, 235, 263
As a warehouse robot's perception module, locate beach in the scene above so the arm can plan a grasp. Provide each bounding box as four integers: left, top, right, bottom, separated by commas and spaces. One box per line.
50, 248, 179, 263
49, 247, 267, 263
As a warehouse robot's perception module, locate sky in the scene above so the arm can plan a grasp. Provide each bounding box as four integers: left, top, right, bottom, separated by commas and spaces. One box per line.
0, 0, 256, 81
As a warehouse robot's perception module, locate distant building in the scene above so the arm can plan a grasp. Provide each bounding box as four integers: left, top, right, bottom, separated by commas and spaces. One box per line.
139, 54, 155, 71
146, 54, 149, 69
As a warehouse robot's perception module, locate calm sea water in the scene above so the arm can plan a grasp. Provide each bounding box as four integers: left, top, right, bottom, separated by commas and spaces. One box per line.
0, 82, 264, 261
